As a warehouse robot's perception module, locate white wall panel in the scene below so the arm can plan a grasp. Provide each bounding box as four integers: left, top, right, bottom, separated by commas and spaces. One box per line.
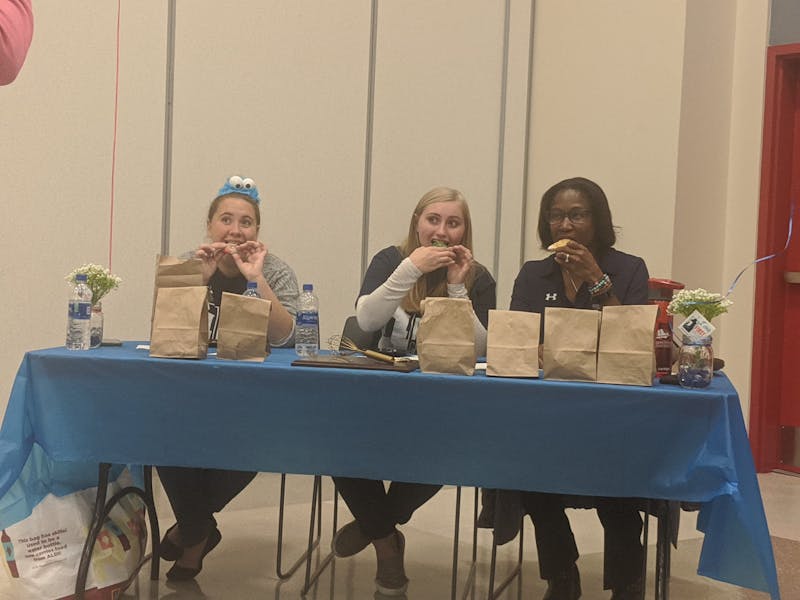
0, 2, 166, 410
368, 0, 505, 281
169, 1, 371, 343
526, 1, 686, 280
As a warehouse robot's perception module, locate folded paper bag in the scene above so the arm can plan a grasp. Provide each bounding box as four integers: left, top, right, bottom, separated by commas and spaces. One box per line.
150, 254, 204, 323
149, 286, 208, 359
542, 306, 599, 382
597, 304, 659, 386
486, 309, 541, 378
216, 292, 272, 362
417, 297, 476, 376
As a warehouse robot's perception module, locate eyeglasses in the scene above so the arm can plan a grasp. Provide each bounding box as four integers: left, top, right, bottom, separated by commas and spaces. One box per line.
547, 209, 592, 225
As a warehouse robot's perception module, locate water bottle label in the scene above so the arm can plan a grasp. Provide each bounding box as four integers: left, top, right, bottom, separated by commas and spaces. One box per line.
297, 311, 319, 326
69, 301, 91, 320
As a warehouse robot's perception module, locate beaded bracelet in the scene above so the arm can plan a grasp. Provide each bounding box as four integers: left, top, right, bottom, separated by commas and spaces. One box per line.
589, 273, 612, 296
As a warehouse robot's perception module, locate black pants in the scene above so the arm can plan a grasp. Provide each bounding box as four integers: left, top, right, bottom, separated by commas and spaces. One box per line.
157, 466, 257, 546
333, 477, 441, 540
522, 492, 643, 590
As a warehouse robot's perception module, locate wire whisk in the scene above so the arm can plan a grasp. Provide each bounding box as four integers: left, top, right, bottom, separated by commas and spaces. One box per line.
327, 334, 395, 363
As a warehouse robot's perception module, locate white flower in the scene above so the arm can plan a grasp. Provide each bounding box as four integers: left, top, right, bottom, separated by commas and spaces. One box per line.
667, 288, 732, 321
66, 264, 122, 304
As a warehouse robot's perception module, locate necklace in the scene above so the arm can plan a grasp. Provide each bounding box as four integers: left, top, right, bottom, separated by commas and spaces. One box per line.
566, 272, 579, 293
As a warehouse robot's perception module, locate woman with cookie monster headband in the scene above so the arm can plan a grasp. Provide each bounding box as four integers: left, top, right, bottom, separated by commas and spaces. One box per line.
156, 175, 299, 581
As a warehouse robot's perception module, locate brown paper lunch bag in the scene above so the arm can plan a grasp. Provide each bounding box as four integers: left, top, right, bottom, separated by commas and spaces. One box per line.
596, 304, 659, 386
216, 292, 272, 362
149, 286, 209, 359
416, 297, 476, 375
542, 306, 600, 382
150, 255, 204, 323
486, 309, 541, 378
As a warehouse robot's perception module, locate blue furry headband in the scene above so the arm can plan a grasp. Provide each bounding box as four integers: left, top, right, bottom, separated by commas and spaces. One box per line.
217, 175, 260, 204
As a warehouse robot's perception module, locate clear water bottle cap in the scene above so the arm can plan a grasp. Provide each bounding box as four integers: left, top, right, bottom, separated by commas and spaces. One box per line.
303, 284, 313, 291
246, 281, 258, 289
76, 273, 88, 282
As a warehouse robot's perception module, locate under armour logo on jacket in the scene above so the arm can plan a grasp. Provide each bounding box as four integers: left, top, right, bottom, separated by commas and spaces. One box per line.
545, 292, 557, 301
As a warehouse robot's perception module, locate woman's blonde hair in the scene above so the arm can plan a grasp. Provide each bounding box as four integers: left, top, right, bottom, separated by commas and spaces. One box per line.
398, 187, 480, 314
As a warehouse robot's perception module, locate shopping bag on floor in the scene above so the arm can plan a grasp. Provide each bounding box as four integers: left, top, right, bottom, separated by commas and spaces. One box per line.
1, 462, 147, 600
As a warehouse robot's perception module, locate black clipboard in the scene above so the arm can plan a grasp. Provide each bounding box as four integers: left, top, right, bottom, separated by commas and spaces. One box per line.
291, 354, 419, 372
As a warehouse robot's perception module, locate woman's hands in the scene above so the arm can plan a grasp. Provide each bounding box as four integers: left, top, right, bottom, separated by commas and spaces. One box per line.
447, 245, 474, 284
195, 242, 228, 284
228, 240, 267, 281
195, 241, 268, 283
553, 240, 604, 285
408, 244, 474, 284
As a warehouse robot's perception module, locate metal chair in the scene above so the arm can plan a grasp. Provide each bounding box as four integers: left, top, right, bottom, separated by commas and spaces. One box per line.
451, 488, 525, 600
275, 474, 338, 582
470, 495, 681, 600
276, 317, 379, 594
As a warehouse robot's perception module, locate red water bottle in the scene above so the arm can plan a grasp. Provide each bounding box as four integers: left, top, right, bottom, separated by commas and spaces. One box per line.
648, 278, 684, 376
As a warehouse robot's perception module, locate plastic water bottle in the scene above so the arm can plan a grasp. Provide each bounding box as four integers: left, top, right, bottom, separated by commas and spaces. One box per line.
242, 281, 260, 298
66, 273, 92, 350
295, 283, 319, 356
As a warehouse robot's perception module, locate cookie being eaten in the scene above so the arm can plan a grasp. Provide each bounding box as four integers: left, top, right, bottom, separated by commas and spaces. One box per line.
547, 239, 571, 252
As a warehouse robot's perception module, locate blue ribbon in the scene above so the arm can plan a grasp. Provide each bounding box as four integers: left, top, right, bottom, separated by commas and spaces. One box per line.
723, 199, 794, 297
680, 200, 794, 311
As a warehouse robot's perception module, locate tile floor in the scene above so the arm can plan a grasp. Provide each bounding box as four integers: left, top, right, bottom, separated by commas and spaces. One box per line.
1, 472, 797, 599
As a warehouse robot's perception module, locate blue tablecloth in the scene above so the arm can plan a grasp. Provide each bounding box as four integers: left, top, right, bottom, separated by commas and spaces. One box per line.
0, 343, 779, 598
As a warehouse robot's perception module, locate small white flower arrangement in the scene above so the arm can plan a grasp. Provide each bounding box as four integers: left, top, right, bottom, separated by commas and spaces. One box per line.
667, 288, 732, 321
65, 264, 122, 305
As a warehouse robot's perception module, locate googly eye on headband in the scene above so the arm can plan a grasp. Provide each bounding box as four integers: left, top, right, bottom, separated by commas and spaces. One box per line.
217, 175, 261, 204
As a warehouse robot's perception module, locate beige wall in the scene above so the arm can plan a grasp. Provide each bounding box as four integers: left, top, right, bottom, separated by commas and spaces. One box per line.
0, 1, 770, 426
0, 2, 167, 405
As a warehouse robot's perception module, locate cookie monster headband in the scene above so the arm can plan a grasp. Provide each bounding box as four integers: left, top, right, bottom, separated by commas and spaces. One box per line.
217, 175, 261, 204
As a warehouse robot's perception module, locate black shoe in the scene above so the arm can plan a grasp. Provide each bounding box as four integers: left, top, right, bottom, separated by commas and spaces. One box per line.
610, 577, 643, 600
166, 527, 222, 581
543, 564, 581, 600
160, 523, 183, 562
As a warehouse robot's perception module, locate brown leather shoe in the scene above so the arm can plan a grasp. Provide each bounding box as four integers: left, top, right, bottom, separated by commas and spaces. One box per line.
375, 531, 408, 596
543, 563, 581, 600
332, 520, 371, 558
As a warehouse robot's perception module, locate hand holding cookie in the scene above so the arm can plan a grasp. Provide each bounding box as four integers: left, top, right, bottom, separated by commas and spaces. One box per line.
229, 240, 268, 280
447, 244, 473, 284
196, 242, 229, 284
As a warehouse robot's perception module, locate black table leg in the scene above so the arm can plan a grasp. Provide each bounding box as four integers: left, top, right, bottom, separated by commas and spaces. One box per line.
75, 463, 111, 599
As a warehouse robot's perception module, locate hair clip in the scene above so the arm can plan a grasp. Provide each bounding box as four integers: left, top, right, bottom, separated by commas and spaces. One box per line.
218, 175, 260, 204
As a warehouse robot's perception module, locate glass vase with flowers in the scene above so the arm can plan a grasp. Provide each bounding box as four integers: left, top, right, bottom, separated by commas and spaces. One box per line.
667, 288, 732, 388
65, 264, 122, 348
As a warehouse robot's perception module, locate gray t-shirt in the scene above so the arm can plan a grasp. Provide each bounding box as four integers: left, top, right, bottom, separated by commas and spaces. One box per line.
183, 251, 299, 347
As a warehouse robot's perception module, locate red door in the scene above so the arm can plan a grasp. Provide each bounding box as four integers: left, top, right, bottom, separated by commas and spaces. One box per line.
751, 44, 800, 472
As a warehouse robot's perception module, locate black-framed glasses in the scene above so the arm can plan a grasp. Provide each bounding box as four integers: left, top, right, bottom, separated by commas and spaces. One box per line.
547, 209, 592, 225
